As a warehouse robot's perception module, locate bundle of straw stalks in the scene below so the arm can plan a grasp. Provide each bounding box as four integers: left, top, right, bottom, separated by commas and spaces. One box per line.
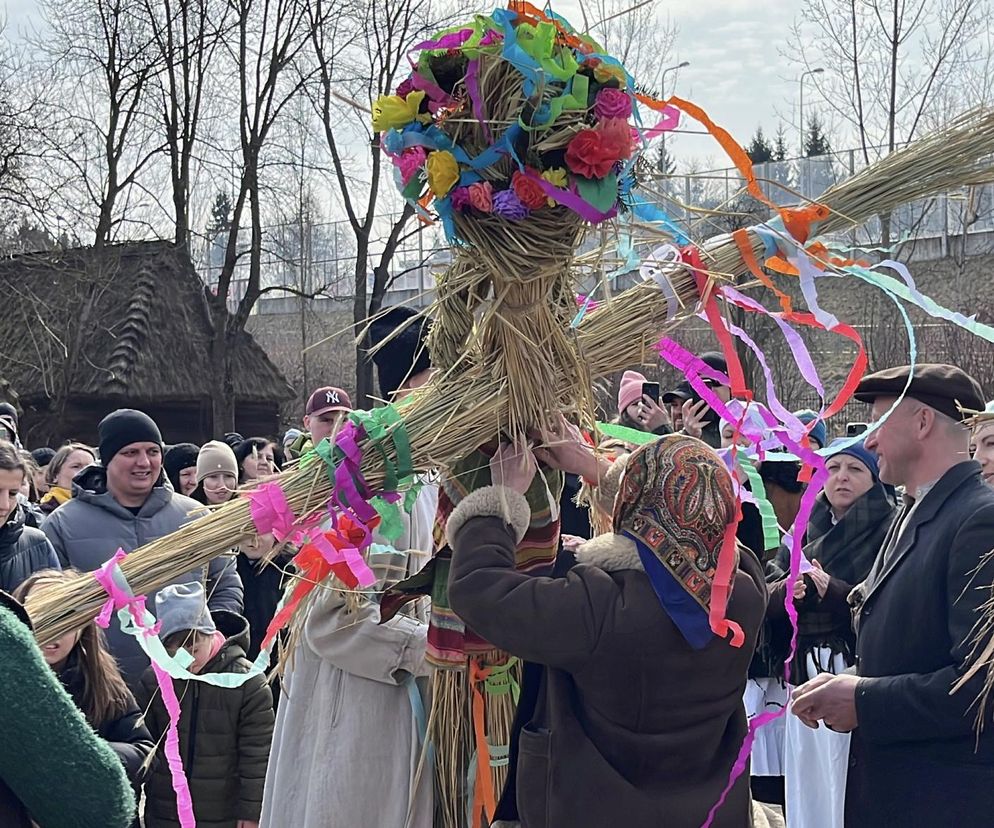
29, 107, 994, 649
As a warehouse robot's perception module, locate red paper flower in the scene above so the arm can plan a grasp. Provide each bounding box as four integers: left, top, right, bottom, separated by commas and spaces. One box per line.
511, 169, 548, 210
565, 129, 617, 179
597, 118, 634, 161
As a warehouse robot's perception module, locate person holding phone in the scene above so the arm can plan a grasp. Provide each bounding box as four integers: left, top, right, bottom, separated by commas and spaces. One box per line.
617, 371, 671, 436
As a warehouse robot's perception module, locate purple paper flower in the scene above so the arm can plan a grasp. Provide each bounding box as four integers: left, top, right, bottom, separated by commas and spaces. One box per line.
396, 75, 416, 98
450, 186, 471, 211
594, 87, 633, 120
493, 188, 530, 221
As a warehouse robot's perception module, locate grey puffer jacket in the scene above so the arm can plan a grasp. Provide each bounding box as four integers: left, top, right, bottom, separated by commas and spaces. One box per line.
41, 466, 244, 685
0, 503, 61, 593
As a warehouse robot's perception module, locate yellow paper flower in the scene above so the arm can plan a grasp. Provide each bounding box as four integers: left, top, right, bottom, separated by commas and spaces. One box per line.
593, 61, 627, 85
372, 90, 427, 133
541, 167, 568, 205
426, 150, 459, 198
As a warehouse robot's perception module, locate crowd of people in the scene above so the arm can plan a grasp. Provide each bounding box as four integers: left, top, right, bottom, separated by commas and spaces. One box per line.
0, 319, 993, 827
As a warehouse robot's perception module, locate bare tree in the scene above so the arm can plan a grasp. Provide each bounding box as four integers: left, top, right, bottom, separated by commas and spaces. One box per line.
35, 0, 164, 248
786, 0, 986, 243
308, 0, 448, 406
586, 0, 678, 94
202, 0, 331, 432
141, 0, 231, 252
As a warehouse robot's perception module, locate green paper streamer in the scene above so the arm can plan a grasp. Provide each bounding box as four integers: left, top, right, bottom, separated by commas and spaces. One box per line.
596, 421, 657, 445
734, 458, 780, 551
371, 496, 405, 543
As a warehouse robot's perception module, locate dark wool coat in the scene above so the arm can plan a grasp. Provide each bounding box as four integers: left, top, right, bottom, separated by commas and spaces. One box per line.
767, 483, 896, 685
0, 503, 61, 594
845, 461, 994, 826
57, 649, 155, 786
136, 611, 275, 828
446, 485, 767, 828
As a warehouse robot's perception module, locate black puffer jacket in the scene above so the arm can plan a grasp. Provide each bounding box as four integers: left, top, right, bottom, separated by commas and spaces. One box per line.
235, 550, 293, 663
136, 611, 275, 828
58, 649, 155, 786
0, 504, 60, 593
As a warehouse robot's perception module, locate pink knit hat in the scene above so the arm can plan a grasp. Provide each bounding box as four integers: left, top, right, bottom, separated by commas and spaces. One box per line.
617, 370, 648, 414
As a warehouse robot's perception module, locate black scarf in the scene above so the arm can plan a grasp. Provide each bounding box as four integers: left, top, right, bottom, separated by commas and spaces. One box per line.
800, 483, 896, 585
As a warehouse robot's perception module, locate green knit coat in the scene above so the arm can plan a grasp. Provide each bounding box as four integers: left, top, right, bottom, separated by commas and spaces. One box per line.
0, 603, 136, 828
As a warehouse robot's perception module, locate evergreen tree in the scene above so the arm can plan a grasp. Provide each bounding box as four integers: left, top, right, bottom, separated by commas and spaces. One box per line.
803, 114, 832, 157
745, 127, 774, 164
207, 192, 232, 238
656, 142, 677, 176
773, 125, 789, 162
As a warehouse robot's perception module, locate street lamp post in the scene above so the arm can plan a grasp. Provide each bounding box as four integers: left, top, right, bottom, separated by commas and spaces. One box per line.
798, 67, 824, 198
798, 67, 825, 157
657, 61, 689, 174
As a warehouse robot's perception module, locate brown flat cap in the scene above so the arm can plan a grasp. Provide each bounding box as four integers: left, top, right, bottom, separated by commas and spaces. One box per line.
854, 363, 984, 422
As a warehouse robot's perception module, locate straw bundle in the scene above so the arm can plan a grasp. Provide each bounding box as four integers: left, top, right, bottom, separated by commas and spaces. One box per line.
28, 107, 994, 648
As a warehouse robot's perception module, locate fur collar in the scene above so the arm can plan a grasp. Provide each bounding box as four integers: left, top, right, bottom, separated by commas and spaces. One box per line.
574, 533, 644, 573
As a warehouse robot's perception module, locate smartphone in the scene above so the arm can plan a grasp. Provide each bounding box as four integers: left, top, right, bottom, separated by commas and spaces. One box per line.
846, 422, 868, 437
641, 382, 660, 404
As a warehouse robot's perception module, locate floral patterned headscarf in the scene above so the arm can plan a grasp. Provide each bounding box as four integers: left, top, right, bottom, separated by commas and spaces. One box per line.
613, 434, 740, 648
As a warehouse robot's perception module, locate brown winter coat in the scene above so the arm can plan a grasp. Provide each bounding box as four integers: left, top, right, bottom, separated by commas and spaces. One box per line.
447, 485, 767, 828
136, 611, 274, 828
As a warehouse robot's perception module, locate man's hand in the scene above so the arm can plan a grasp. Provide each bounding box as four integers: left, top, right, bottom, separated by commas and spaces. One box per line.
681, 399, 711, 439
791, 672, 860, 732
490, 439, 537, 496
237, 821, 259, 828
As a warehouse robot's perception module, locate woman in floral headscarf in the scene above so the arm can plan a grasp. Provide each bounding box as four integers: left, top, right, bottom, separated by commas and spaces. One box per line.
446, 432, 767, 828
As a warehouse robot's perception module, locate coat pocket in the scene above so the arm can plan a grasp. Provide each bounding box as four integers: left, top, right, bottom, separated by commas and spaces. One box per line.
515, 726, 552, 828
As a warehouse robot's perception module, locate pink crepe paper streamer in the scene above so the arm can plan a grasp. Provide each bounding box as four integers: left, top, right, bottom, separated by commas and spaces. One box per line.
464, 60, 491, 143
92, 551, 195, 828
151, 662, 197, 828
639, 104, 681, 141
657, 336, 829, 827
246, 481, 296, 542
523, 168, 618, 223
310, 514, 376, 589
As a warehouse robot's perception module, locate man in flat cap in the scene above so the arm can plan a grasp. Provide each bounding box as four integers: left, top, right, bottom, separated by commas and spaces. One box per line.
791, 363, 994, 826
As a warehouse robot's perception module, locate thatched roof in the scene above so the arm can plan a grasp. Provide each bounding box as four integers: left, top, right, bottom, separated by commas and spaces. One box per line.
0, 240, 292, 405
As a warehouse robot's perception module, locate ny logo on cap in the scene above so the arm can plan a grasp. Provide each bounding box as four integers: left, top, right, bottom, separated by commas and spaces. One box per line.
326, 390, 340, 405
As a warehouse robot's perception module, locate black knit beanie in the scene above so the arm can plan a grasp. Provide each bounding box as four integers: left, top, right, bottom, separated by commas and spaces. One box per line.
163, 442, 200, 491
368, 306, 432, 400
98, 409, 163, 464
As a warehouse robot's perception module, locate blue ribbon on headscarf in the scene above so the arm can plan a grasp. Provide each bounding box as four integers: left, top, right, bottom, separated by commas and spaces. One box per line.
626, 532, 714, 650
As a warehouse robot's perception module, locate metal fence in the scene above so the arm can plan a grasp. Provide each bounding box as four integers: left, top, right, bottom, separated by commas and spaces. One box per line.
195, 147, 994, 316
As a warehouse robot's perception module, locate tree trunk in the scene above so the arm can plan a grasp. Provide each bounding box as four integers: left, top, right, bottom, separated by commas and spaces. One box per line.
209, 308, 237, 435
353, 233, 373, 405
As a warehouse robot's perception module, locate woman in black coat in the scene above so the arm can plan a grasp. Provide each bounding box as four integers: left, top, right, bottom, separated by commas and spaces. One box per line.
768, 439, 895, 827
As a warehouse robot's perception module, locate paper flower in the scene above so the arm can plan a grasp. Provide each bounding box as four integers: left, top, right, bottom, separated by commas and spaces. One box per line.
450, 186, 471, 211
426, 150, 459, 197
396, 76, 416, 99
493, 189, 530, 221
592, 61, 627, 85
372, 90, 427, 132
566, 129, 617, 179
597, 117, 634, 161
541, 167, 568, 205
511, 169, 547, 210
468, 181, 493, 212
594, 87, 632, 120
398, 146, 427, 185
